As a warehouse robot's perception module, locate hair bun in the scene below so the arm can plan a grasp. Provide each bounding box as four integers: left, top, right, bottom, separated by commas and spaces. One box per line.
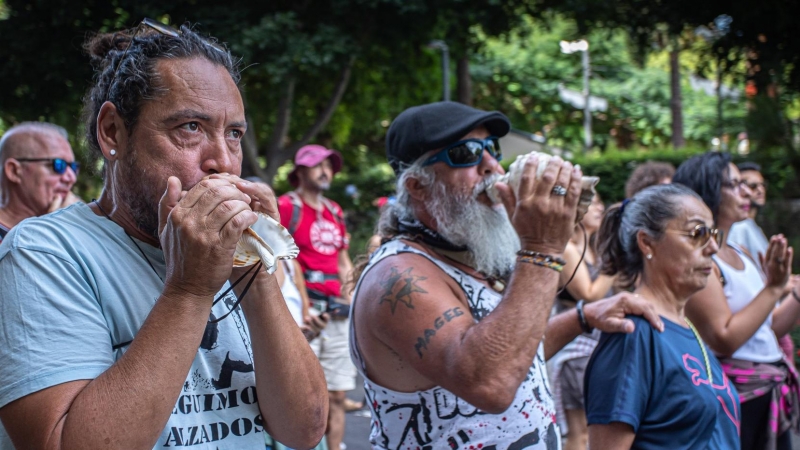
84, 32, 133, 63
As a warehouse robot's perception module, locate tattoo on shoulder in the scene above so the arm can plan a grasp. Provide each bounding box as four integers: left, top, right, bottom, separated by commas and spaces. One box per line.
379, 267, 428, 314
413, 307, 465, 358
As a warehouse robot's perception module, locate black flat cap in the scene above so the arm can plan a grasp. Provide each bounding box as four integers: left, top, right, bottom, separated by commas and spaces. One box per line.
386, 101, 511, 174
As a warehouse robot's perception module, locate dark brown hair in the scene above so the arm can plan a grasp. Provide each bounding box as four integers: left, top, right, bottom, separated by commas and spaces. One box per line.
82, 22, 240, 170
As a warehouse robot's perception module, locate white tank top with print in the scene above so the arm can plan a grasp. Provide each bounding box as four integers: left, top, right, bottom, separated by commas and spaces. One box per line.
350, 239, 561, 450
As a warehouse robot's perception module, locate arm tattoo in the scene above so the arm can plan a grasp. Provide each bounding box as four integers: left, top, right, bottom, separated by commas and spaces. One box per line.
414, 307, 465, 358
379, 267, 428, 314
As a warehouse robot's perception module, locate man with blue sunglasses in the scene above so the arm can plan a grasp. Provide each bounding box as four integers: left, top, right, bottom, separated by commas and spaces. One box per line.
349, 101, 665, 449
0, 122, 82, 243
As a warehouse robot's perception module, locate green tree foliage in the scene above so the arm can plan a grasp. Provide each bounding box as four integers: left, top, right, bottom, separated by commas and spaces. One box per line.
536, 0, 800, 169
470, 14, 747, 152
0, 0, 539, 184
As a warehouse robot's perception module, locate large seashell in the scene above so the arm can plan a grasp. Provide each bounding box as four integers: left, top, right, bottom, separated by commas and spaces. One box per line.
486, 152, 600, 224
233, 213, 299, 274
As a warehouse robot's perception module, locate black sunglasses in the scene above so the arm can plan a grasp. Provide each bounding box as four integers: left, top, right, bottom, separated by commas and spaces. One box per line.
107, 18, 226, 100
666, 225, 723, 249
423, 137, 502, 168
16, 158, 80, 175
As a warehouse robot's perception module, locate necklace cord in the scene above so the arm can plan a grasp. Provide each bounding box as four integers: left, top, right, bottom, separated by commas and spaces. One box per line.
209, 262, 263, 323
93, 199, 263, 324
94, 200, 164, 283
685, 317, 713, 385
212, 262, 260, 307
557, 223, 587, 296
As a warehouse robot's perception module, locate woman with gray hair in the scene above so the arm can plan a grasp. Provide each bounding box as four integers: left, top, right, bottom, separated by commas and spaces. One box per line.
585, 184, 740, 449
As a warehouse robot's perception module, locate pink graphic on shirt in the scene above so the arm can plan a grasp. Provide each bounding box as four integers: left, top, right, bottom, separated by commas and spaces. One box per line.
683, 354, 741, 435
310, 219, 343, 255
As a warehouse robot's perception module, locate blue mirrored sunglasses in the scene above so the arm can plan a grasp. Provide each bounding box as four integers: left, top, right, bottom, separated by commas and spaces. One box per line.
17, 158, 80, 175
422, 136, 502, 168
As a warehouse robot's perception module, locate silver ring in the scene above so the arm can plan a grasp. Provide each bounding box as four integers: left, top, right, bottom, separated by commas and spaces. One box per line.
552, 185, 567, 196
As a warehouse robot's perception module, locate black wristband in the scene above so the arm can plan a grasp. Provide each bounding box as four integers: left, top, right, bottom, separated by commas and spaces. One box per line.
576, 300, 594, 333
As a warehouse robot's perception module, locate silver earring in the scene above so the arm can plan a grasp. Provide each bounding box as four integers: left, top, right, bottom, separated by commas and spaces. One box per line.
646, 254, 653, 260
110, 149, 117, 156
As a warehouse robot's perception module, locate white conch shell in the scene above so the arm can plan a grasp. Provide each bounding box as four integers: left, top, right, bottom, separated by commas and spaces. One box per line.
486, 151, 600, 224
233, 213, 299, 274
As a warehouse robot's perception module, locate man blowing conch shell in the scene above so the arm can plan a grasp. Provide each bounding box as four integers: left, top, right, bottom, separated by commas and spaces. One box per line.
0, 20, 326, 449
349, 101, 663, 449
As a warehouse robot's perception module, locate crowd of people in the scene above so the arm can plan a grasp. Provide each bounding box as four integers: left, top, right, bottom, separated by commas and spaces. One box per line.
0, 19, 798, 450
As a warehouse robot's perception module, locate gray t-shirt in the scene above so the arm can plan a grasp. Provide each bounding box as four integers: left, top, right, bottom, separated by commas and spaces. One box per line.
0, 203, 265, 449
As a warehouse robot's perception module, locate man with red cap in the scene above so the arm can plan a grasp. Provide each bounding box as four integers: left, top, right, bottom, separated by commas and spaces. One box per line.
278, 144, 355, 450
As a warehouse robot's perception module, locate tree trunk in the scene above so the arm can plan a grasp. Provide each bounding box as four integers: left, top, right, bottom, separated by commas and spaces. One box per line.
266, 76, 297, 157
240, 94, 266, 180
669, 47, 685, 149
240, 114, 265, 180
456, 55, 472, 106
262, 56, 357, 183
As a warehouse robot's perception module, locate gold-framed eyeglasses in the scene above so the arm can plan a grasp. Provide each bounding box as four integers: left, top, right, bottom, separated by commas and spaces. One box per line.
666, 225, 723, 249
106, 18, 226, 100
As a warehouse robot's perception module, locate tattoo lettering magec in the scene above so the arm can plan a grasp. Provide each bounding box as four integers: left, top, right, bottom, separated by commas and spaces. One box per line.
379, 267, 428, 314
414, 307, 465, 358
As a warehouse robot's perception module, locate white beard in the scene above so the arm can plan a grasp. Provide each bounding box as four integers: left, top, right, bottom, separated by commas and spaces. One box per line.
427, 178, 520, 278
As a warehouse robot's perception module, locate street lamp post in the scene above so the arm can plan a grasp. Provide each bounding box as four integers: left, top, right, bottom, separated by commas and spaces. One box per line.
560, 39, 591, 152
428, 40, 450, 102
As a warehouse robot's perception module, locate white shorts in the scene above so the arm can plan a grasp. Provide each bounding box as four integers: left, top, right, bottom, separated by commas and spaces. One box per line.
309, 317, 357, 392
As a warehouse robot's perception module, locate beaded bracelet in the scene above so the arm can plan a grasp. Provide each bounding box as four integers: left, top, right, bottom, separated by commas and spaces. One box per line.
516, 254, 565, 272
516, 249, 567, 266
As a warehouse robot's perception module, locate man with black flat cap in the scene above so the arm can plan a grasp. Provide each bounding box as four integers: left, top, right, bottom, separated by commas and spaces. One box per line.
348, 101, 664, 449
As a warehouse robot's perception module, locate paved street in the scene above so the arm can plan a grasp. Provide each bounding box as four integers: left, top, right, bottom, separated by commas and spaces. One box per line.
343, 375, 370, 450
341, 375, 800, 450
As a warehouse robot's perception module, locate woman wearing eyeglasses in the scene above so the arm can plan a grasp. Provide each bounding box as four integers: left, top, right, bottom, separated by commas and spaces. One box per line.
585, 183, 739, 450
674, 152, 799, 450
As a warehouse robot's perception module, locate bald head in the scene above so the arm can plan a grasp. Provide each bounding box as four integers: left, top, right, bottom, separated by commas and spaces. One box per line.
0, 122, 76, 214
0, 122, 69, 164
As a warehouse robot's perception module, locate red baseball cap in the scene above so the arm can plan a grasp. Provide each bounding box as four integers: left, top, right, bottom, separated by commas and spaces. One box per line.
288, 145, 343, 187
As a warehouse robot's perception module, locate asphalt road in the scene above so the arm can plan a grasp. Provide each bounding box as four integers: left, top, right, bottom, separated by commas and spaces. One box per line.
341, 376, 800, 450
343, 376, 371, 450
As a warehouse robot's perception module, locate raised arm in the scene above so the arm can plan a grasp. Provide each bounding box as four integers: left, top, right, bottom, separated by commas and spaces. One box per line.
363, 250, 561, 414
560, 241, 616, 302
338, 247, 355, 302
224, 177, 328, 448
359, 157, 581, 413
686, 236, 792, 357
0, 178, 262, 449
771, 276, 800, 338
